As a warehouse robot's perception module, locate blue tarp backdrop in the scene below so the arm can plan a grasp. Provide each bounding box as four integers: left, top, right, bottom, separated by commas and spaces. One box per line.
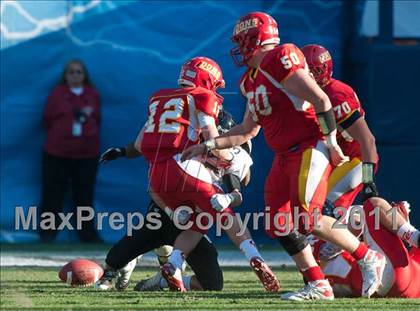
1, 0, 419, 243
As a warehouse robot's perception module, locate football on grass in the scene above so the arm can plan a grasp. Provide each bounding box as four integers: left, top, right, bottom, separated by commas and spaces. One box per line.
58, 259, 103, 287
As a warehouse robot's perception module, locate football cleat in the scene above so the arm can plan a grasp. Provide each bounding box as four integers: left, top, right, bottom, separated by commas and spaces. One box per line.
160, 262, 186, 292
281, 279, 334, 301
250, 257, 280, 292
358, 249, 385, 298
94, 269, 117, 290
134, 272, 163, 292
94, 259, 136, 291
115, 258, 137, 291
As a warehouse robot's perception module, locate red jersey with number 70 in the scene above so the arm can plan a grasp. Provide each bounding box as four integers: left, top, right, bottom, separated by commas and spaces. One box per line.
322, 78, 364, 159
239, 43, 323, 154
140, 86, 222, 163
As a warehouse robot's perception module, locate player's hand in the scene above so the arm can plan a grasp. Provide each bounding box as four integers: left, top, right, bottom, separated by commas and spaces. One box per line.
326, 143, 349, 167
211, 193, 233, 212
99, 147, 125, 164
361, 182, 378, 202
181, 144, 206, 162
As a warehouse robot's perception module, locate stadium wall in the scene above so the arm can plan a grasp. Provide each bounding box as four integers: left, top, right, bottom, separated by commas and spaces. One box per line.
1, 1, 418, 243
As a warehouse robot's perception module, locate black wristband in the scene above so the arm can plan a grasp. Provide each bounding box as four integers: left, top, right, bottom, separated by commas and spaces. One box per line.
119, 147, 127, 157
316, 108, 337, 135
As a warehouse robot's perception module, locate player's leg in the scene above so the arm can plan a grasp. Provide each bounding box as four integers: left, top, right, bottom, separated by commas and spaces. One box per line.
154, 158, 278, 292
274, 145, 334, 301
135, 237, 223, 292
39, 152, 70, 242
149, 159, 209, 292
187, 176, 279, 292
326, 157, 362, 213
363, 198, 416, 297
263, 156, 320, 293
95, 201, 166, 291
184, 236, 223, 291
372, 199, 419, 248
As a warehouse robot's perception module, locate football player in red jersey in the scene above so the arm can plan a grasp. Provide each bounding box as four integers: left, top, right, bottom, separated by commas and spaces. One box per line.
182, 12, 385, 300
135, 56, 279, 292
311, 198, 420, 298
301, 44, 378, 213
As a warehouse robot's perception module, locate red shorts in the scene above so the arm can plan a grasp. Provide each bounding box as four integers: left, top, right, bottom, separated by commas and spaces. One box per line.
149, 157, 232, 233
326, 157, 363, 213
264, 140, 332, 237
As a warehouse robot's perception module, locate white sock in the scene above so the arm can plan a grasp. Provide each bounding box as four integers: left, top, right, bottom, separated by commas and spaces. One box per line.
397, 222, 420, 247
168, 249, 185, 270
239, 239, 262, 261
182, 275, 192, 291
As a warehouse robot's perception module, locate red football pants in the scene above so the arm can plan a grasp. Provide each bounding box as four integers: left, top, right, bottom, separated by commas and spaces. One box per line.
149, 158, 232, 233
265, 140, 332, 237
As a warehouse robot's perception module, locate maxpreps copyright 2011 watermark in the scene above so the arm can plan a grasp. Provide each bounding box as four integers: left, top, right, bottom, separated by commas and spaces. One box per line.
14, 205, 397, 237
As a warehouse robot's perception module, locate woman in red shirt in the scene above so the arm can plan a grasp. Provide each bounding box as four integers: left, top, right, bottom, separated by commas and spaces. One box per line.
40, 59, 101, 243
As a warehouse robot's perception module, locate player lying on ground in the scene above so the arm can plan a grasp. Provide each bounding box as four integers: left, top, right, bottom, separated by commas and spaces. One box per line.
182, 12, 385, 300
94, 110, 252, 291
311, 197, 420, 298
302, 44, 378, 212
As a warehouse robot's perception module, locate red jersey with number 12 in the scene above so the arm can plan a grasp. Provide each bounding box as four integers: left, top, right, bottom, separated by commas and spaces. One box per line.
239, 43, 323, 153
140, 86, 222, 163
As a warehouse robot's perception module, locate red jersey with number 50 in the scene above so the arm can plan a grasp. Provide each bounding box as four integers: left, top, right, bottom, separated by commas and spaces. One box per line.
140, 86, 222, 163
239, 43, 322, 153
323, 79, 364, 159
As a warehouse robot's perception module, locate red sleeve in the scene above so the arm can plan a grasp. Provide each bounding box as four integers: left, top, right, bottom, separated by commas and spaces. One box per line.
265, 43, 306, 83
330, 88, 361, 125
193, 91, 221, 119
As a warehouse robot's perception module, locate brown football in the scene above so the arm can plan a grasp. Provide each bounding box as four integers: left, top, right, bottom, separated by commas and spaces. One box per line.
58, 259, 103, 287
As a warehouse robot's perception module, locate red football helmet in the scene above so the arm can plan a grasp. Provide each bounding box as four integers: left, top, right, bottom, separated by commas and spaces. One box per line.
178, 57, 225, 91
231, 12, 280, 66
301, 44, 333, 87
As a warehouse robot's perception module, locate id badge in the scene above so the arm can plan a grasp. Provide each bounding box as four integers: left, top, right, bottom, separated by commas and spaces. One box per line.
72, 121, 82, 137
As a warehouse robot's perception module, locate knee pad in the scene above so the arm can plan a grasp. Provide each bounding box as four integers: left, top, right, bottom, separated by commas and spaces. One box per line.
277, 231, 308, 256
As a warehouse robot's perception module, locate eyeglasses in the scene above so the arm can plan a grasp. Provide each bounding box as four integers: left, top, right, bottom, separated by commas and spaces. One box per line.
68, 69, 84, 75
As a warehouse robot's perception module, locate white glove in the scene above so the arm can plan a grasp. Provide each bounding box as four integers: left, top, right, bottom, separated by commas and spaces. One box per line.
211, 193, 233, 212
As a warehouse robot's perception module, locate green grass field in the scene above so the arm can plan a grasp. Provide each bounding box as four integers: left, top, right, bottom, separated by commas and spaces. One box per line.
1, 266, 419, 310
